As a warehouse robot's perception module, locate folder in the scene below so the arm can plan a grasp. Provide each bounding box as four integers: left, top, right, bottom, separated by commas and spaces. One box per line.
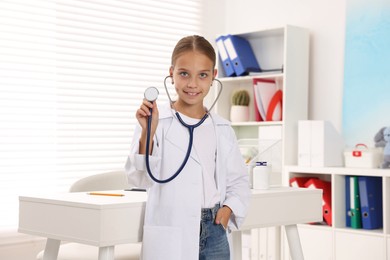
310, 121, 344, 167
305, 178, 332, 226
223, 35, 261, 76
253, 80, 267, 120
253, 79, 283, 121
358, 176, 383, 229
252, 91, 263, 121
298, 120, 344, 167
216, 35, 236, 77
266, 89, 282, 121
298, 120, 312, 166
346, 176, 362, 229
258, 125, 283, 175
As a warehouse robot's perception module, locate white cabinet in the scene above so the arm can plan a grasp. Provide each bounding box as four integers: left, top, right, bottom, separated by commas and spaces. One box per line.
335, 231, 384, 260
298, 225, 332, 260
284, 166, 390, 260
213, 25, 309, 260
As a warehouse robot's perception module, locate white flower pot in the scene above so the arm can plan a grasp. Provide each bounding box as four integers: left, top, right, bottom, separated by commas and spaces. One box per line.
230, 105, 250, 122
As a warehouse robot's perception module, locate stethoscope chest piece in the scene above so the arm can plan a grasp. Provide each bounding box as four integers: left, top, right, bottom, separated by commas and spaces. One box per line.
144, 86, 159, 102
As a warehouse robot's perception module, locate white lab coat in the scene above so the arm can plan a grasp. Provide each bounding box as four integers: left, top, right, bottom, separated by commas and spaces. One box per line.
124, 103, 250, 260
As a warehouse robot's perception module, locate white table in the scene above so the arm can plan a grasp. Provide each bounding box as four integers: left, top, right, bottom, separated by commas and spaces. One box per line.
19, 187, 322, 260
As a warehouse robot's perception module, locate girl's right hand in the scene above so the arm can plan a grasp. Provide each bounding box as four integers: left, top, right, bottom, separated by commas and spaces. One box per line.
136, 99, 159, 154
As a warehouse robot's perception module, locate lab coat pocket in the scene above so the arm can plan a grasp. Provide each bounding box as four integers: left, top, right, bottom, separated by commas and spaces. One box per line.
142, 225, 182, 260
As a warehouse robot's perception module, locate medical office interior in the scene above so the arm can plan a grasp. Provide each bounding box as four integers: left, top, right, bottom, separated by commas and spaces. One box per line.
1, 0, 390, 259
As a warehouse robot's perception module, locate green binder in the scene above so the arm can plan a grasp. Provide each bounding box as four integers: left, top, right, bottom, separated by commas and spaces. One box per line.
348, 176, 362, 229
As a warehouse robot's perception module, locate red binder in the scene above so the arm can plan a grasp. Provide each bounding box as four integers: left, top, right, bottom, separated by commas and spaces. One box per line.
305, 178, 332, 226
252, 78, 283, 122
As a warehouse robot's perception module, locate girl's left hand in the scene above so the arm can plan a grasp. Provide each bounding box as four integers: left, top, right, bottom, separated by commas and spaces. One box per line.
215, 206, 232, 229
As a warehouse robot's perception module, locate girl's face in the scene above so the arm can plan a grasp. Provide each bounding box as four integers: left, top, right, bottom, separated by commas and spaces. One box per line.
170, 51, 217, 111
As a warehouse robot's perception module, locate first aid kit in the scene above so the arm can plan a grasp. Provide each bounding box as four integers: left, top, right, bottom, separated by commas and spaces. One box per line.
344, 143, 383, 168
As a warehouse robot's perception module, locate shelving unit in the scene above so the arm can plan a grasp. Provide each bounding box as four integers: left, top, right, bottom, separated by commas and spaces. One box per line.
214, 25, 309, 184
213, 25, 309, 260
284, 165, 390, 260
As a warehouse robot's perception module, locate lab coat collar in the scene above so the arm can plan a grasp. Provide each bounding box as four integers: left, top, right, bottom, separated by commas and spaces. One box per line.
158, 102, 230, 126
158, 103, 200, 164
157, 103, 230, 165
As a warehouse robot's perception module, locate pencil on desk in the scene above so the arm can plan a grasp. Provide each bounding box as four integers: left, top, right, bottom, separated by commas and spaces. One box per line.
87, 192, 125, 197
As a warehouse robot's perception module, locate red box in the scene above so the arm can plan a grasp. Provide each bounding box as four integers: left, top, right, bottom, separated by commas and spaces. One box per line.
304, 178, 332, 226
289, 176, 317, 188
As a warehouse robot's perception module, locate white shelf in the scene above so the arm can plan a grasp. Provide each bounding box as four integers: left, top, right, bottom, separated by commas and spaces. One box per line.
214, 25, 310, 260
285, 165, 390, 177
284, 165, 390, 259
219, 72, 284, 82
231, 121, 283, 127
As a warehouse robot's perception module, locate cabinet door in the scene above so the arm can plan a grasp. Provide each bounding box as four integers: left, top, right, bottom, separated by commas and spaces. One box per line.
251, 227, 280, 260
298, 226, 332, 260
335, 231, 384, 260
387, 237, 390, 260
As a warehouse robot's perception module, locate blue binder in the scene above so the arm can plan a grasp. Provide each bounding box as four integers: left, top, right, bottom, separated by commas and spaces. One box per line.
216, 35, 236, 77
223, 35, 261, 76
358, 176, 383, 229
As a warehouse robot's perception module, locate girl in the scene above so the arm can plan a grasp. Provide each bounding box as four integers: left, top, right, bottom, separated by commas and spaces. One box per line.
125, 35, 250, 260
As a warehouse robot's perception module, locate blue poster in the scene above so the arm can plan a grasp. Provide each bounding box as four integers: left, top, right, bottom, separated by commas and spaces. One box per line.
343, 0, 390, 147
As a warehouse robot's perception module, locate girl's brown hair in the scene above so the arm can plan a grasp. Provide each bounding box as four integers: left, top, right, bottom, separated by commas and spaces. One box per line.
171, 35, 216, 68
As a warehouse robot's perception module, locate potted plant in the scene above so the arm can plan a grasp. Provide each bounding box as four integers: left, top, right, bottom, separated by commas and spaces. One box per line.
230, 89, 250, 122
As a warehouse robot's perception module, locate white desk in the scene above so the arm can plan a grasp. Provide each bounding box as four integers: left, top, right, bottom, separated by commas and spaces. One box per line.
19, 187, 322, 260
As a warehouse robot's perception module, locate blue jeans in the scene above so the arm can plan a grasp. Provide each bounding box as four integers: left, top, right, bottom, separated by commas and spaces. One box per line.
199, 204, 230, 260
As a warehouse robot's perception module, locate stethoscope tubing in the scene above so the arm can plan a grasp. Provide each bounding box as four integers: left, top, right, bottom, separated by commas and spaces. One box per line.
144, 76, 222, 184
145, 110, 208, 184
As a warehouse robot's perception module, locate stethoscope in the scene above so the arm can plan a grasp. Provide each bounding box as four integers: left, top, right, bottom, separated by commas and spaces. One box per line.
143, 75, 223, 184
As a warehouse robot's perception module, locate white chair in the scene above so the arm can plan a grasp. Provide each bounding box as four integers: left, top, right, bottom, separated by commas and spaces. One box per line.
36, 170, 142, 260
68, 170, 131, 192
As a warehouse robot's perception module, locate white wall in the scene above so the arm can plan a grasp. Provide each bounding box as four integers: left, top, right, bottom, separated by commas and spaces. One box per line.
1, 2, 347, 258
204, 0, 347, 132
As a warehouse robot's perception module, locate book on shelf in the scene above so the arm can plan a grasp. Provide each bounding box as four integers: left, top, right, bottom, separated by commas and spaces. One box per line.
346, 176, 362, 229
359, 176, 383, 229
222, 34, 261, 76
345, 176, 383, 230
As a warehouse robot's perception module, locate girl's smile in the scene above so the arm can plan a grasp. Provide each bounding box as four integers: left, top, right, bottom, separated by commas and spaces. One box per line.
170, 51, 217, 117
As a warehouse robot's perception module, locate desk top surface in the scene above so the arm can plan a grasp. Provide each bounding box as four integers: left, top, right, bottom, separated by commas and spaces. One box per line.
19, 186, 321, 209
19, 190, 147, 209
